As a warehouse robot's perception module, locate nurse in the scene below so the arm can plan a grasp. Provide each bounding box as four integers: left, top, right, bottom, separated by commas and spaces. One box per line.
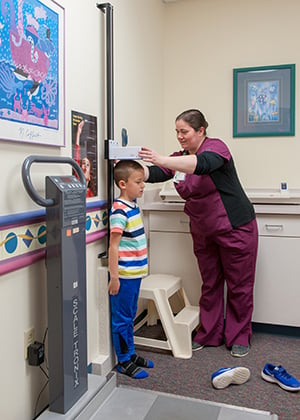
139, 109, 258, 357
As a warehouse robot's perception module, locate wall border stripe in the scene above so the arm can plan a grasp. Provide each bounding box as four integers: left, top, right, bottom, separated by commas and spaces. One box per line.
0, 200, 108, 275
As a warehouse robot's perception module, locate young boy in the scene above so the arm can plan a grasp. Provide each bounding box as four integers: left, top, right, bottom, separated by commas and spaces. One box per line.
108, 160, 154, 379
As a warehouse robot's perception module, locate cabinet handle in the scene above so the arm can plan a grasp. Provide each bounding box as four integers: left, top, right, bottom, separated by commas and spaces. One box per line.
179, 220, 189, 224
264, 224, 284, 231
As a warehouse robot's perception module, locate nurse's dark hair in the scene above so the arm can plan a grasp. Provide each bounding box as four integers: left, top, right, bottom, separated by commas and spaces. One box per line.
175, 109, 209, 134
113, 160, 144, 187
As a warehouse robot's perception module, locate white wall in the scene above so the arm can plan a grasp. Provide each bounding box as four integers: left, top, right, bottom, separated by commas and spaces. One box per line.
113, 0, 165, 147
162, 0, 300, 189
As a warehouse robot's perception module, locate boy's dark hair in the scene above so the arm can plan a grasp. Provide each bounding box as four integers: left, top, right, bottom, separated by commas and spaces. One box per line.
113, 160, 144, 187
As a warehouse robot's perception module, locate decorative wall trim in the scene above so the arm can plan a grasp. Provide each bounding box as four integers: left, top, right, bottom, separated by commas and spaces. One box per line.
0, 200, 108, 275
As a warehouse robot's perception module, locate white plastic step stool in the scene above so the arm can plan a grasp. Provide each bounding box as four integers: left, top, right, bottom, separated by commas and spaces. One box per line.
134, 274, 200, 359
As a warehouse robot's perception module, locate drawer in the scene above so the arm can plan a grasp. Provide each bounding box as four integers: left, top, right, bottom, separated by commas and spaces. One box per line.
149, 211, 190, 233
257, 214, 300, 237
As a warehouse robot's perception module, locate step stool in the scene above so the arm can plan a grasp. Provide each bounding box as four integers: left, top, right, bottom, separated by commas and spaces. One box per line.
134, 274, 200, 359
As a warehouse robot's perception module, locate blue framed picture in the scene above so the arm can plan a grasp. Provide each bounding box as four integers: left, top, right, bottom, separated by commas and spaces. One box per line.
233, 64, 295, 137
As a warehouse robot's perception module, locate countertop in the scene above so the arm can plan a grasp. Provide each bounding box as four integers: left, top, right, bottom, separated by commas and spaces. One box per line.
140, 188, 300, 215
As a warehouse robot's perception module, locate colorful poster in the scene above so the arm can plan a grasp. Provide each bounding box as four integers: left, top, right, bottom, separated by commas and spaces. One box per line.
72, 110, 98, 198
0, 0, 64, 146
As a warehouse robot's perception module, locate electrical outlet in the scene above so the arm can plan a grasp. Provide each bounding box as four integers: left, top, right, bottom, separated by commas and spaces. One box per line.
24, 327, 35, 359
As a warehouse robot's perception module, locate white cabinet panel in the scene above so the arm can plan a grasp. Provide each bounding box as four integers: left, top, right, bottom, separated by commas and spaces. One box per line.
253, 235, 300, 326
149, 231, 201, 306
257, 215, 300, 237
149, 212, 190, 232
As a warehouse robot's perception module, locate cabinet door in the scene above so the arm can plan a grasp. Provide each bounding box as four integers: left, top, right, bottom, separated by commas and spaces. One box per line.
253, 236, 300, 326
149, 231, 202, 306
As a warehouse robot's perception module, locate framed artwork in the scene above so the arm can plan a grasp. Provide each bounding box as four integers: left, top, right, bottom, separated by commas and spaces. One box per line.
0, 0, 65, 146
233, 64, 295, 137
71, 111, 98, 198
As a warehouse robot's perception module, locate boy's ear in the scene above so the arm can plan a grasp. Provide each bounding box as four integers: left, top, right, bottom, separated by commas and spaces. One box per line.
118, 180, 126, 189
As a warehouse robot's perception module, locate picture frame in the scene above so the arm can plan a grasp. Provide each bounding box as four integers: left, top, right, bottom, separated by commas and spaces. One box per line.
0, 0, 65, 147
233, 64, 295, 137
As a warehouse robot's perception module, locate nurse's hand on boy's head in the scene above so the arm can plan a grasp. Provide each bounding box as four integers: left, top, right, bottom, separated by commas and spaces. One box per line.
139, 147, 154, 162
139, 147, 162, 165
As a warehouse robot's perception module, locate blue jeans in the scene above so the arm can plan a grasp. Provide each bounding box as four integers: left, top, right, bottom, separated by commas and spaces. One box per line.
110, 278, 141, 363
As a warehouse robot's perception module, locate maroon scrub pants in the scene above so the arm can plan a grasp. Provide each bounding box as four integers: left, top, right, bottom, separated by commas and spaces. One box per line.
191, 218, 258, 348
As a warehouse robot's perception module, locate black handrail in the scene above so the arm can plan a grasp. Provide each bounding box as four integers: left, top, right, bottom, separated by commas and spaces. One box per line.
22, 155, 86, 207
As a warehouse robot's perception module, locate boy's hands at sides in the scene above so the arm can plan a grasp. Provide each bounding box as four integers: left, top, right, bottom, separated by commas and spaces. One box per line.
108, 231, 122, 295
108, 276, 120, 295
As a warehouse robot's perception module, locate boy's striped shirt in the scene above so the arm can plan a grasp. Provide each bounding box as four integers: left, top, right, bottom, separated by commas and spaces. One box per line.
110, 199, 148, 280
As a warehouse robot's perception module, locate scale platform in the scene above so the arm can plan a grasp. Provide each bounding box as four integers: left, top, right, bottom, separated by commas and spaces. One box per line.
39, 373, 277, 420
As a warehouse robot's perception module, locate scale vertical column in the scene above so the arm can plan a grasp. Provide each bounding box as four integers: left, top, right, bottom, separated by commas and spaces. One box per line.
98, 2, 114, 254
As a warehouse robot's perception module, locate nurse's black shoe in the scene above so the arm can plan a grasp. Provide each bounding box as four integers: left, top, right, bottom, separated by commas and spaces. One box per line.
231, 344, 249, 357
192, 341, 205, 351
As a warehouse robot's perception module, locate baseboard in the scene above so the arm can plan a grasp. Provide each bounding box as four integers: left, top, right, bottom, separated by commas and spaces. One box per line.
252, 322, 300, 337
92, 354, 116, 376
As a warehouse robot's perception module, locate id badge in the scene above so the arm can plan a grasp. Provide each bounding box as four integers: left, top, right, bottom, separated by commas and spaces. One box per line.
173, 170, 186, 183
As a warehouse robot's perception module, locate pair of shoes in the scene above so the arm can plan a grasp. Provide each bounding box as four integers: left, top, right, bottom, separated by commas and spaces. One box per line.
231, 344, 249, 357
261, 363, 300, 392
117, 360, 148, 379
192, 341, 205, 351
211, 367, 251, 389
131, 354, 154, 368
